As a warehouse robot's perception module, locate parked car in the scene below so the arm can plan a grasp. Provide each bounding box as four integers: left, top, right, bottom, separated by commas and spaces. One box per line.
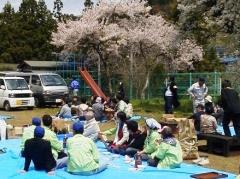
0, 77, 35, 111
0, 72, 69, 107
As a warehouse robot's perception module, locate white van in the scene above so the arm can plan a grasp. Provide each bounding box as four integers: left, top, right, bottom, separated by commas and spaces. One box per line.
0, 72, 69, 107
0, 77, 35, 111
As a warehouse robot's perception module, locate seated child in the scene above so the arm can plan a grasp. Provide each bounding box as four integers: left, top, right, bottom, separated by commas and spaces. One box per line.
58, 98, 72, 119
123, 120, 146, 157
83, 111, 100, 141
200, 105, 218, 134
188, 104, 205, 132
150, 126, 183, 168
100, 111, 129, 153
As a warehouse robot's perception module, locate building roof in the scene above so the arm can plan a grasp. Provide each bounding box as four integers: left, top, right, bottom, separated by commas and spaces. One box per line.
24, 61, 63, 68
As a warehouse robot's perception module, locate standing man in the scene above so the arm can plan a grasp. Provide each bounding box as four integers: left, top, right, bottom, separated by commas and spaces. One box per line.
219, 80, 240, 136
70, 77, 80, 97
188, 78, 208, 112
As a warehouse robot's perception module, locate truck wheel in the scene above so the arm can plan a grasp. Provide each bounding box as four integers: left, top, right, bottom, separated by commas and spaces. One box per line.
4, 101, 11, 111
28, 107, 34, 110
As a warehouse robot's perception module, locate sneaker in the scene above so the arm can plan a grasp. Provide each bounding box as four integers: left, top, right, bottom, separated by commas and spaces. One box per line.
198, 157, 209, 165
192, 158, 202, 164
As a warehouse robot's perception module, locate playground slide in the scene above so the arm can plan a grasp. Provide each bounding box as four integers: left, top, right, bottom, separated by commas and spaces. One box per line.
79, 68, 107, 101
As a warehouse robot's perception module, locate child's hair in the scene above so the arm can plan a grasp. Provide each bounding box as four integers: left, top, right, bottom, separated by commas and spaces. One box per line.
205, 104, 214, 115
116, 94, 123, 101
80, 97, 87, 104
117, 111, 127, 123
124, 98, 130, 104
42, 114, 52, 127
126, 120, 138, 132
71, 108, 78, 116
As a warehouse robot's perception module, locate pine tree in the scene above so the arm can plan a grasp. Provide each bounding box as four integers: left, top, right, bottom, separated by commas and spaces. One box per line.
84, 0, 93, 9
53, 0, 63, 22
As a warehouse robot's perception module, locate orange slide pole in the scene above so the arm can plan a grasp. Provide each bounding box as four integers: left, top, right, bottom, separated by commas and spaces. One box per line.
79, 67, 107, 101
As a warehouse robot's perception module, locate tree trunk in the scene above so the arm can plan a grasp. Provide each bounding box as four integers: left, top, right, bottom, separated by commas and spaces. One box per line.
105, 65, 113, 94
141, 71, 150, 99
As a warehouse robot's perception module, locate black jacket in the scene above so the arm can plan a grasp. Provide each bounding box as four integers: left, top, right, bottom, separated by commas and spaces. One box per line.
23, 138, 56, 172
220, 88, 240, 114
164, 81, 180, 108
127, 130, 146, 150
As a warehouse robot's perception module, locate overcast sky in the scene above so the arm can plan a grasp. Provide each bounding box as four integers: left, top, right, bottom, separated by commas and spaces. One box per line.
0, 0, 98, 15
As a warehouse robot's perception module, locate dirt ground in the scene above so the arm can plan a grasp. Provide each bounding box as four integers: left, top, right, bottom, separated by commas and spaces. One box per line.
1, 107, 240, 175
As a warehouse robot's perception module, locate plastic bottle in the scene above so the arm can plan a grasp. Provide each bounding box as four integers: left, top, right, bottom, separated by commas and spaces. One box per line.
134, 153, 142, 168
63, 135, 68, 148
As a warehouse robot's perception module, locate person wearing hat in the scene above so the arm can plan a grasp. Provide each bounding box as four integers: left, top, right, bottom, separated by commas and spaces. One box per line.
67, 122, 107, 175
21, 126, 56, 175
137, 118, 161, 164
83, 111, 100, 141
42, 114, 64, 160
188, 78, 208, 112
20, 117, 41, 153
92, 96, 107, 122
150, 126, 183, 168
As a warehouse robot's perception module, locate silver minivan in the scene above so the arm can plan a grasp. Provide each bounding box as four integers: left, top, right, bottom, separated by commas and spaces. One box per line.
0, 72, 69, 107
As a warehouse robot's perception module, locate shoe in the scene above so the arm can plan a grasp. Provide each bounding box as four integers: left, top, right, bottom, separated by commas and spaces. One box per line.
192, 158, 202, 164
198, 157, 209, 165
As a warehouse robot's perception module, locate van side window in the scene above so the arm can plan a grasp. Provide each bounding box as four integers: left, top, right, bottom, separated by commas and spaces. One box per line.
32, 75, 40, 85
22, 76, 30, 84
0, 79, 4, 86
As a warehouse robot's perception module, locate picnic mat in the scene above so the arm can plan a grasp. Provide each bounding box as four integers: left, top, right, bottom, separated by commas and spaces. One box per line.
0, 138, 236, 179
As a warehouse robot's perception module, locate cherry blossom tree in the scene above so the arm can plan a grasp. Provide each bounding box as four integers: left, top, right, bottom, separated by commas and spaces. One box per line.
52, 0, 203, 98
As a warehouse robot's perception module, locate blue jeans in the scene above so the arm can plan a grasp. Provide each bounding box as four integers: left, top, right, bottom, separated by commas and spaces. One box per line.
69, 162, 108, 176
165, 96, 173, 114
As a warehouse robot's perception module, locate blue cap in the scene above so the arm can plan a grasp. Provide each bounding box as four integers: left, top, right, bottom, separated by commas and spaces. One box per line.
72, 122, 84, 134
34, 126, 45, 138
32, 117, 41, 126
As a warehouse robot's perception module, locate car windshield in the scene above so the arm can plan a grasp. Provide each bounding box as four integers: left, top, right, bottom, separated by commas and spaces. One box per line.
40, 75, 66, 86
5, 79, 29, 90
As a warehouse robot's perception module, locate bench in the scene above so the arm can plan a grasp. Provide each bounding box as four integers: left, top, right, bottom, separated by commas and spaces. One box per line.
198, 133, 240, 156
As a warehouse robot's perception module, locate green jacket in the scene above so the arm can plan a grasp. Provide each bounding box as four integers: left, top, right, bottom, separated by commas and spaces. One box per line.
143, 130, 161, 154
67, 134, 99, 173
151, 140, 183, 168
20, 125, 36, 150
43, 126, 63, 160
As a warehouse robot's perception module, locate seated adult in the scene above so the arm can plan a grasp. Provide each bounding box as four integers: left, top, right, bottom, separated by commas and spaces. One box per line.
188, 104, 205, 132
58, 98, 72, 119
67, 122, 107, 175
21, 127, 66, 175
100, 111, 129, 154
92, 97, 107, 122
42, 115, 66, 160
200, 105, 218, 134
20, 117, 41, 154
137, 118, 161, 165
123, 120, 146, 157
83, 111, 100, 141
71, 96, 79, 110
124, 98, 133, 119
150, 126, 183, 168
79, 97, 89, 116
115, 94, 128, 115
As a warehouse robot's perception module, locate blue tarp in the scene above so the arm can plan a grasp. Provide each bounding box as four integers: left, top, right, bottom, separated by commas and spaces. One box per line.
0, 138, 236, 179
0, 115, 14, 121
